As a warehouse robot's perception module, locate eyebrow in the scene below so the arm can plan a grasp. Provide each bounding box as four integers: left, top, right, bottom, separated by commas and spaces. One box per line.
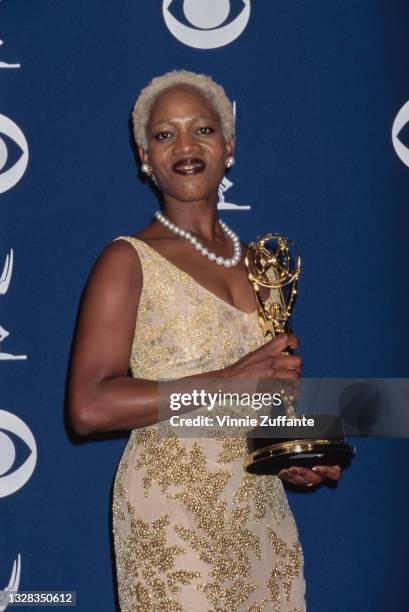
150, 115, 217, 129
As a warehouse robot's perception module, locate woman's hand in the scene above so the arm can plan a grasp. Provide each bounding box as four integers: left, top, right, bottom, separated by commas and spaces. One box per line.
278, 465, 342, 487
222, 333, 302, 380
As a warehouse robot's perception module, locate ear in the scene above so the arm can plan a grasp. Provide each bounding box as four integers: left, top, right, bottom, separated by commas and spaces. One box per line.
226, 137, 235, 158
138, 146, 153, 176
138, 146, 150, 165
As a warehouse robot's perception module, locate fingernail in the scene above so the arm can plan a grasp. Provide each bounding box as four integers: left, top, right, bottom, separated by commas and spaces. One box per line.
280, 470, 288, 477
311, 467, 320, 472
289, 467, 298, 474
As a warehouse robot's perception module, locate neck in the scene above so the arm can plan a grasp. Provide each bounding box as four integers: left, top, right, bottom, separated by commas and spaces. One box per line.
161, 193, 222, 241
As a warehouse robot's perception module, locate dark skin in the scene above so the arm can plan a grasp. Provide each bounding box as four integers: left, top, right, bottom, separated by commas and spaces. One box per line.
68, 84, 341, 488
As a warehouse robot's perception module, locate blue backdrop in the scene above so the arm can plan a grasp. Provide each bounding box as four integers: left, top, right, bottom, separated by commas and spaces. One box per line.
1, 1, 409, 610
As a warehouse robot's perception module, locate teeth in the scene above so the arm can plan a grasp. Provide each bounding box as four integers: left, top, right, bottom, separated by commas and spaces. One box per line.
173, 158, 204, 173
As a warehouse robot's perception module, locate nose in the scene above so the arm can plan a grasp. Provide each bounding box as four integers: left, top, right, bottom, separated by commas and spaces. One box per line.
173, 129, 200, 156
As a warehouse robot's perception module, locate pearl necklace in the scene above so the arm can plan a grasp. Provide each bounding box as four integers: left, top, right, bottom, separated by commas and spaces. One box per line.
154, 211, 242, 267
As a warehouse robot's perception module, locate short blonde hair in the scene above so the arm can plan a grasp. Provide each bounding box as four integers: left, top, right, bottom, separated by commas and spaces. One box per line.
132, 69, 235, 151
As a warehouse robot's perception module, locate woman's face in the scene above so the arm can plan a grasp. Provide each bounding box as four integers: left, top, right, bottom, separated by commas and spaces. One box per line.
140, 84, 234, 204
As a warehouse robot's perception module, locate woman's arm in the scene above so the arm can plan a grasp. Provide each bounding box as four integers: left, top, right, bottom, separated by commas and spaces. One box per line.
68, 239, 159, 434
68, 241, 302, 435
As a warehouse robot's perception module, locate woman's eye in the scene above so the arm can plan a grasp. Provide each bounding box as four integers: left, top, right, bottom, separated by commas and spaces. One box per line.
155, 131, 173, 141
196, 126, 214, 135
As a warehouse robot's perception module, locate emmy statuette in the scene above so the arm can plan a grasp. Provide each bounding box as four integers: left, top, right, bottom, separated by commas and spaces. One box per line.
243, 234, 356, 476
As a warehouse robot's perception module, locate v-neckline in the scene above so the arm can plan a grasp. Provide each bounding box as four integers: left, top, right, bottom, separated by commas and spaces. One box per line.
131, 237, 258, 318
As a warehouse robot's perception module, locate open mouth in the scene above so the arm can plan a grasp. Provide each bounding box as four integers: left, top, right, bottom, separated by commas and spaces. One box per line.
172, 157, 206, 176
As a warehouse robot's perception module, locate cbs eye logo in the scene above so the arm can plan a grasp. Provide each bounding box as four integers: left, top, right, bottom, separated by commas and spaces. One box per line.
392, 100, 409, 169
0, 114, 29, 195
392, 100, 409, 166
0, 410, 37, 498
163, 0, 251, 49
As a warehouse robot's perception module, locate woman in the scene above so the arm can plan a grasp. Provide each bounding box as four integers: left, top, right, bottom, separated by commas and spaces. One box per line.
68, 70, 341, 611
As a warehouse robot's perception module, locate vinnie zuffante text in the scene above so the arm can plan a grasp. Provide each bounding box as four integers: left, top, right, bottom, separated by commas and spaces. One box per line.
168, 389, 315, 428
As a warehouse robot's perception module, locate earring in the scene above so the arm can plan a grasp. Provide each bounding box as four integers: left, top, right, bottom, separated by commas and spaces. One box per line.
225, 156, 235, 168
141, 163, 151, 174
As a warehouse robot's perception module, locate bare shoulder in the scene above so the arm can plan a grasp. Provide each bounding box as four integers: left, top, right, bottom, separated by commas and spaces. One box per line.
81, 237, 144, 307
94, 238, 141, 277
92, 220, 166, 279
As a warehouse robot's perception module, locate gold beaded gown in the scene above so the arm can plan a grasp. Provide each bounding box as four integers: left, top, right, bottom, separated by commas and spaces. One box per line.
112, 236, 306, 612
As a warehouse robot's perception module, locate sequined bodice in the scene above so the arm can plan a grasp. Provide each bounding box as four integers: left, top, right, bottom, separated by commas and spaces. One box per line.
114, 236, 270, 379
